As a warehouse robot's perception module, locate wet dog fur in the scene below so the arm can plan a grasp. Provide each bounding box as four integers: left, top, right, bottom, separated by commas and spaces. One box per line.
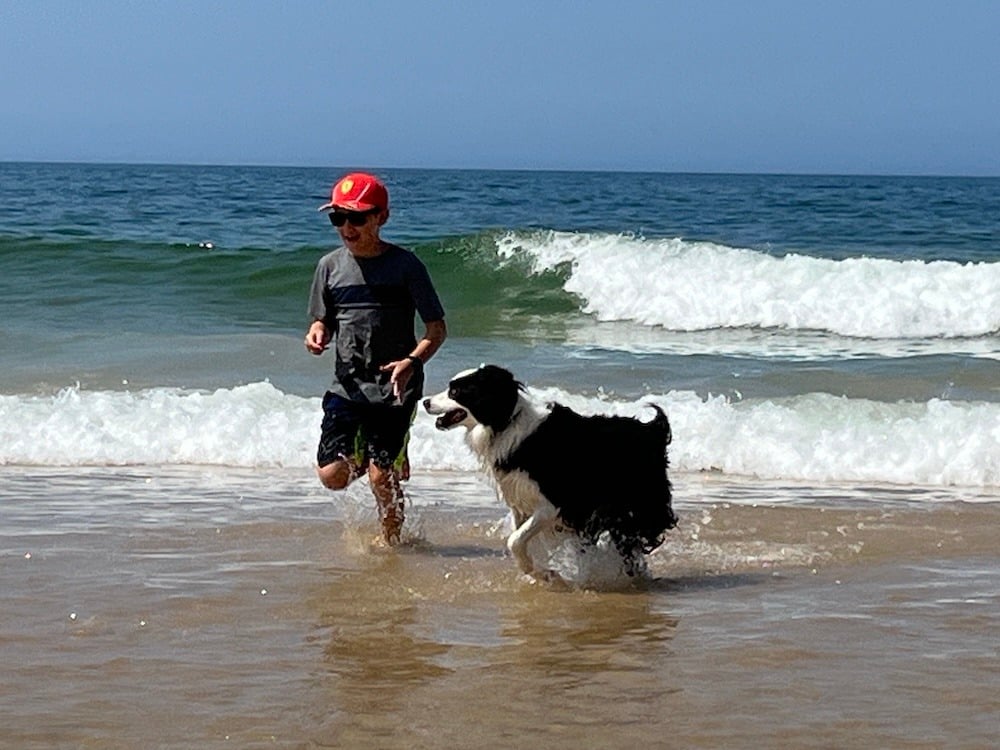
423, 365, 676, 578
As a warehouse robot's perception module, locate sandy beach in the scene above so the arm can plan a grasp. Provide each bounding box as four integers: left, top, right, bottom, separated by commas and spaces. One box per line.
2, 466, 997, 749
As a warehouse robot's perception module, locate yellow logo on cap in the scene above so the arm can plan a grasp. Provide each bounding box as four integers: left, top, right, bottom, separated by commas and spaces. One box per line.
339, 179, 354, 194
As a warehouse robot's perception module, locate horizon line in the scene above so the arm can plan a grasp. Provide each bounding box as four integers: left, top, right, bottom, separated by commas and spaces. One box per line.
1, 158, 998, 180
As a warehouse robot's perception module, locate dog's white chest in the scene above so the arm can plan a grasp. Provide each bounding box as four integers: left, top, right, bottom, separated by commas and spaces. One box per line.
495, 469, 544, 516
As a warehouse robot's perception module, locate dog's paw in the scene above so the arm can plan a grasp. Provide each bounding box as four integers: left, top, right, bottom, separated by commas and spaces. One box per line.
524, 568, 568, 587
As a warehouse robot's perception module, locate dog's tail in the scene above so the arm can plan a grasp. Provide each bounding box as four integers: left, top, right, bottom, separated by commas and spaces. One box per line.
644, 403, 672, 446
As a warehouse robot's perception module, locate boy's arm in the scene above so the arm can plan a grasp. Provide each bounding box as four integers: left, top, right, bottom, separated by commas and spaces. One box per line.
383, 319, 447, 398
411, 319, 447, 364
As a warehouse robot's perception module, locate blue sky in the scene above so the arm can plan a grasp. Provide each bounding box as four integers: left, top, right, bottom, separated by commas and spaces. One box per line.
2, 1, 998, 175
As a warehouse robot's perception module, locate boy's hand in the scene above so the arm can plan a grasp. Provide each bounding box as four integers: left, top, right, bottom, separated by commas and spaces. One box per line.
381, 357, 420, 400
305, 321, 330, 354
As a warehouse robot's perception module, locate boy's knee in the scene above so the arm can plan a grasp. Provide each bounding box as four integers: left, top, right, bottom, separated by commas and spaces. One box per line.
317, 461, 353, 490
368, 464, 405, 505
367, 461, 397, 487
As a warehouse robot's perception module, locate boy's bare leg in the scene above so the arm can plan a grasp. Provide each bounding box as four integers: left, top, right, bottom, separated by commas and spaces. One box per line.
368, 463, 404, 545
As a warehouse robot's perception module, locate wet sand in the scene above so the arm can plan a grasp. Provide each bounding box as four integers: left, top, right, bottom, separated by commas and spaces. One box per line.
1, 467, 997, 749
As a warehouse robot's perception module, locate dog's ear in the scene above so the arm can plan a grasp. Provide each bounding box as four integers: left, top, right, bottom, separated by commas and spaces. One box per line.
478, 364, 514, 384
479, 365, 526, 393
469, 365, 522, 430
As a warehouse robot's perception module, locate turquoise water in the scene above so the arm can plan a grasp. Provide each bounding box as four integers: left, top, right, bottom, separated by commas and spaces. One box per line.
1, 162, 997, 487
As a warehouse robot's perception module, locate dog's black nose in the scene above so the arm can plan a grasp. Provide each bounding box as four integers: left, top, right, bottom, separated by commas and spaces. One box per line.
422, 397, 430, 410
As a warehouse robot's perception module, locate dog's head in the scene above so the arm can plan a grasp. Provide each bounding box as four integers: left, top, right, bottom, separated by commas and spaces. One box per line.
423, 365, 524, 432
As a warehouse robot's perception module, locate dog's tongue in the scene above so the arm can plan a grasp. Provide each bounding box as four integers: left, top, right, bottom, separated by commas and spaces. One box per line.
435, 408, 468, 430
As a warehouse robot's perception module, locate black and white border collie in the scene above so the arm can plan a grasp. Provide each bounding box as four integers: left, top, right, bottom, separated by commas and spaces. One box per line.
423, 365, 677, 578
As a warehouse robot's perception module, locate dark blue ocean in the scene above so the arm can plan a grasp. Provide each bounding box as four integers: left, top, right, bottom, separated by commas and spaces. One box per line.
0, 162, 997, 486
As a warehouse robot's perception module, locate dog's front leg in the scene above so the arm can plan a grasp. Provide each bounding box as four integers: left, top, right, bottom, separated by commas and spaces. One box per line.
506, 502, 558, 575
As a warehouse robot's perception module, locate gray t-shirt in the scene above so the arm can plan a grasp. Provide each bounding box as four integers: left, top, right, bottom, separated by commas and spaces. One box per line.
308, 242, 445, 406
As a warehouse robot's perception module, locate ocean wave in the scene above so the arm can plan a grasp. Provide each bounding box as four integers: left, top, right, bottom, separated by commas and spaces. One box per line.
2, 382, 997, 489
495, 231, 1000, 340
7, 229, 998, 352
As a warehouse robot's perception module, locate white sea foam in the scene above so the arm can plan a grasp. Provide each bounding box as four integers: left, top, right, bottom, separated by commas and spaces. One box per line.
0, 383, 317, 469
496, 231, 1000, 340
2, 382, 998, 490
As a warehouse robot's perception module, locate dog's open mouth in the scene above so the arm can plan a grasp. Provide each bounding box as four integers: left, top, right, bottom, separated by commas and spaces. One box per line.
435, 408, 468, 430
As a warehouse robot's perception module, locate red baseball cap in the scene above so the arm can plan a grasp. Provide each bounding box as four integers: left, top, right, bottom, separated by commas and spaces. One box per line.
318, 172, 389, 213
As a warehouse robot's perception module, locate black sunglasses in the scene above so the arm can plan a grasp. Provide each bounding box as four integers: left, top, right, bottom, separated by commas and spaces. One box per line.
329, 209, 378, 227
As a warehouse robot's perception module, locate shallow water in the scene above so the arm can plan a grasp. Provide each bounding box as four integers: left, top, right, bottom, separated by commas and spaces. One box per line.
2, 467, 997, 749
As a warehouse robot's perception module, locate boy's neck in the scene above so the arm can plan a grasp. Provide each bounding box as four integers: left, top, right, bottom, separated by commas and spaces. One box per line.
347, 238, 385, 258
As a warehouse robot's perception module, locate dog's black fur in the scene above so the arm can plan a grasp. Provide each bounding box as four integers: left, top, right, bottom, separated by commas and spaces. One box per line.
424, 365, 677, 572
497, 400, 676, 553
